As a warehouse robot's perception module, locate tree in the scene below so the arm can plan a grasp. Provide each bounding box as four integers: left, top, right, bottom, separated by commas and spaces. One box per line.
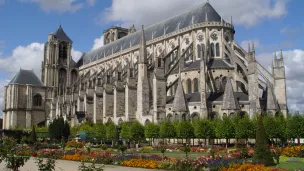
48, 117, 65, 141
194, 119, 215, 146
78, 122, 94, 133
235, 116, 255, 145
144, 123, 159, 145
93, 122, 106, 141
30, 125, 37, 144
130, 121, 145, 143
252, 115, 274, 166
106, 122, 117, 146
120, 122, 131, 142
63, 121, 71, 140
286, 114, 304, 145
177, 121, 194, 144
215, 117, 235, 148
263, 116, 286, 144
159, 121, 176, 144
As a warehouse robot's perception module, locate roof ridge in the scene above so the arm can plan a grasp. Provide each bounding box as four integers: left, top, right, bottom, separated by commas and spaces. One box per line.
86, 2, 210, 55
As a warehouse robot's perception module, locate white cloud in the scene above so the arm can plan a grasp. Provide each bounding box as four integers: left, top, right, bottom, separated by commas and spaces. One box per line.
0, 42, 82, 115
100, 0, 288, 28
257, 49, 304, 112
18, 0, 89, 13
91, 34, 104, 51
71, 49, 83, 62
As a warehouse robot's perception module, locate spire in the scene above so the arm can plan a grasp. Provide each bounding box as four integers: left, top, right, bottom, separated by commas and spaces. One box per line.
172, 76, 189, 113
139, 25, 148, 64
252, 41, 255, 51
222, 78, 240, 110
274, 51, 277, 60
248, 43, 251, 53
280, 49, 283, 59
231, 16, 233, 25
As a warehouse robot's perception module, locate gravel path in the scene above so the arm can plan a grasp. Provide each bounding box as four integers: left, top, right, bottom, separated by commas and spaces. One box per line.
0, 158, 163, 171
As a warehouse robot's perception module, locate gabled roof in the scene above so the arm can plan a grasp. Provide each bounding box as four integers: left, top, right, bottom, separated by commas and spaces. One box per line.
172, 77, 189, 112
9, 69, 44, 86
222, 78, 240, 110
54, 25, 72, 43
82, 2, 225, 65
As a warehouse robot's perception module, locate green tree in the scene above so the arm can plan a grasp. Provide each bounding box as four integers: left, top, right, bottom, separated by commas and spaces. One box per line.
63, 121, 70, 140
194, 119, 215, 146
30, 125, 37, 144
144, 123, 159, 145
235, 116, 255, 145
215, 117, 235, 148
263, 116, 286, 144
177, 121, 194, 144
78, 122, 94, 132
93, 122, 106, 142
120, 122, 131, 141
106, 122, 117, 146
252, 115, 274, 166
159, 121, 176, 144
130, 121, 145, 143
48, 117, 65, 141
286, 114, 304, 145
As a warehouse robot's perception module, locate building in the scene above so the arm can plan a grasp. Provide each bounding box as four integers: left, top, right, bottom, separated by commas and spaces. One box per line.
2, 2, 287, 128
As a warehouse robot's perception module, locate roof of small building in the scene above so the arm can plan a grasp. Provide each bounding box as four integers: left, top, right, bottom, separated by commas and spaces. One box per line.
82, 2, 225, 65
54, 25, 72, 43
9, 69, 44, 86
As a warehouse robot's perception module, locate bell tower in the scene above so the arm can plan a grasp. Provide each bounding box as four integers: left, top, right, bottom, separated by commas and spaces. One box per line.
42, 25, 76, 97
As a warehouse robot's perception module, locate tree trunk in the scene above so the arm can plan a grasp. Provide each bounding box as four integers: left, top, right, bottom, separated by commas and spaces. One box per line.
298, 138, 300, 145
226, 138, 228, 149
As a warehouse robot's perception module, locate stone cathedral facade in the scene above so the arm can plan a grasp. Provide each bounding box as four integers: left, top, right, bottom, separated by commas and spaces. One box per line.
2, 2, 287, 128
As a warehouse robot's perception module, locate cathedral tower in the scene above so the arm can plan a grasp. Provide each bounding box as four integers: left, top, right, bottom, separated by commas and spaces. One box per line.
42, 25, 78, 97
273, 51, 287, 116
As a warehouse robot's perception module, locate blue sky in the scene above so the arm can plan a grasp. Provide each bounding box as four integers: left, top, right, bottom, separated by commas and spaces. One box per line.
0, 0, 304, 114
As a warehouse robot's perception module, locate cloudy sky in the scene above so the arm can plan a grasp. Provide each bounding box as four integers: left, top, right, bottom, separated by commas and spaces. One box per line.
0, 0, 303, 115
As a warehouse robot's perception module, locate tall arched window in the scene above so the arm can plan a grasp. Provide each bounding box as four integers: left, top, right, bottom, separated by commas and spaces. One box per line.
187, 79, 192, 93
33, 94, 42, 106
210, 43, 215, 57
215, 77, 221, 92
193, 78, 199, 92
202, 44, 205, 59
197, 44, 202, 59
216, 43, 220, 57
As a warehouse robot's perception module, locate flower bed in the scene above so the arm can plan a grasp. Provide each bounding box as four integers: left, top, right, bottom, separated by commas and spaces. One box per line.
121, 159, 160, 169
219, 163, 283, 171
281, 145, 304, 157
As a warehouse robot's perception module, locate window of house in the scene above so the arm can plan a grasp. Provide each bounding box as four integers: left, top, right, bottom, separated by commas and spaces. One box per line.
33, 94, 42, 106
193, 78, 199, 92
187, 79, 192, 93
216, 43, 220, 57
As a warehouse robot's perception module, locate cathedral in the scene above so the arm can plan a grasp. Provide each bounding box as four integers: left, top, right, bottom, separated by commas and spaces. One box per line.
2, 2, 287, 129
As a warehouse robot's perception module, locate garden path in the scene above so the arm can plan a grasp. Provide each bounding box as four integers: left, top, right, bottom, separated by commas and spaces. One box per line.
0, 158, 164, 171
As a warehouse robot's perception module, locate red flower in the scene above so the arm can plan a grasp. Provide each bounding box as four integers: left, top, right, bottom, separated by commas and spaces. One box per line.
266, 144, 270, 147
32, 152, 38, 157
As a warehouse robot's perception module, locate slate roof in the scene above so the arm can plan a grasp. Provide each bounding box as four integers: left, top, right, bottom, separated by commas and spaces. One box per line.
9, 69, 44, 86
172, 77, 189, 112
82, 2, 224, 65
54, 25, 72, 43
222, 78, 240, 110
